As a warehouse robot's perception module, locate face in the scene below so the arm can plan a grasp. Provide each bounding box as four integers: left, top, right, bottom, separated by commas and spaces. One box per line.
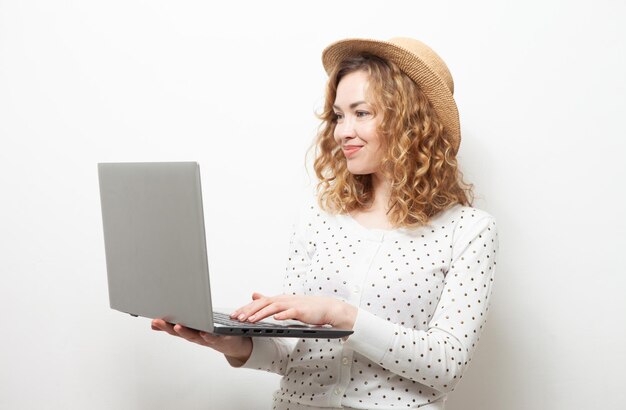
333, 70, 383, 176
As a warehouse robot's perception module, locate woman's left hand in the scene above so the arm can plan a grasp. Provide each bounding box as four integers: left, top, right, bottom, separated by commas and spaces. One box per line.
230, 292, 357, 330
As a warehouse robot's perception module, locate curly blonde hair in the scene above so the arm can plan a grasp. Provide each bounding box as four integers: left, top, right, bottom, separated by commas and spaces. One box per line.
312, 53, 473, 228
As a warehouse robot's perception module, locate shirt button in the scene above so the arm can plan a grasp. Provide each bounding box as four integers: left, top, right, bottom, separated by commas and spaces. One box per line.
342, 357, 349, 365
334, 388, 341, 395
353, 286, 360, 293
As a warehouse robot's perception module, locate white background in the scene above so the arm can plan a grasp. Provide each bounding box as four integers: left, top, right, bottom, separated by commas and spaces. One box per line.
1, 1, 625, 409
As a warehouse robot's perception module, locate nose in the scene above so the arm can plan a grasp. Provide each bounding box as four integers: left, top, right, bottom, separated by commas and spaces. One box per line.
334, 117, 356, 143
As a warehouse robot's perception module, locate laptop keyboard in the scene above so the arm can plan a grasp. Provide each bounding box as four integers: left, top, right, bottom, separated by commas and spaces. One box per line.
213, 311, 286, 328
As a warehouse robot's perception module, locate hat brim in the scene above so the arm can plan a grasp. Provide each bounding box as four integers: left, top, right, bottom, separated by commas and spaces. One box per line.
321, 38, 460, 153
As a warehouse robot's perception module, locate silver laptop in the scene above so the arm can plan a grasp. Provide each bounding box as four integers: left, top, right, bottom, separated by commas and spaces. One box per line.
98, 162, 352, 338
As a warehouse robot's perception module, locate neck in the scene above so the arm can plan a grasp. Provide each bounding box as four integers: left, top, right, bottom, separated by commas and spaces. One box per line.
370, 172, 392, 212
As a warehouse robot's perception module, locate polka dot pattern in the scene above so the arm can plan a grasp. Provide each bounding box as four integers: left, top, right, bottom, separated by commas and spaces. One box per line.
242, 197, 498, 409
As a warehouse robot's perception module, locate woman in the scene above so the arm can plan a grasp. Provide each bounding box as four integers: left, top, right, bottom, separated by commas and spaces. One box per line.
153, 37, 498, 409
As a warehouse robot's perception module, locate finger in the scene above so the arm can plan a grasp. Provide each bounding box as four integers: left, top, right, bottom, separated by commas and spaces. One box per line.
152, 319, 180, 337
248, 302, 288, 323
199, 331, 222, 345
233, 297, 274, 321
273, 307, 299, 321
151, 319, 163, 331
173, 324, 205, 343
252, 292, 265, 300
230, 292, 267, 319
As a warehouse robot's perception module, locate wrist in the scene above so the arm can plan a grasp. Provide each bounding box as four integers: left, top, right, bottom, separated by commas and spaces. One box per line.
332, 301, 357, 330
224, 337, 253, 367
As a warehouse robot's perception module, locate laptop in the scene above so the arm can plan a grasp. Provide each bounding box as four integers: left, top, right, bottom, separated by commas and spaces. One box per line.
97, 162, 352, 338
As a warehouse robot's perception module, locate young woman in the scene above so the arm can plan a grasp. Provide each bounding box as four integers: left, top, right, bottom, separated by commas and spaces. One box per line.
152, 37, 498, 410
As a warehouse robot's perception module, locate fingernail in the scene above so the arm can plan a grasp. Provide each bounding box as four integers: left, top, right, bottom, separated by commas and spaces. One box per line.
248, 315, 256, 322
237, 314, 245, 321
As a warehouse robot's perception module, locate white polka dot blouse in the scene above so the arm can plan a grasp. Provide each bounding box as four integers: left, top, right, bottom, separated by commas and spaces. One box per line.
241, 195, 498, 409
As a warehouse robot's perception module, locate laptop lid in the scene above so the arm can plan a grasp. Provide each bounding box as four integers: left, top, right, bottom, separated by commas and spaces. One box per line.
98, 162, 352, 338
99, 162, 215, 332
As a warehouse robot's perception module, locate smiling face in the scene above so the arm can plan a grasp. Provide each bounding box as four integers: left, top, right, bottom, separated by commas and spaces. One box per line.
332, 70, 383, 176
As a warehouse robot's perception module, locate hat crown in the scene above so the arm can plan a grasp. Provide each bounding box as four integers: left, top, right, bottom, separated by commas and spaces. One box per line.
388, 37, 454, 95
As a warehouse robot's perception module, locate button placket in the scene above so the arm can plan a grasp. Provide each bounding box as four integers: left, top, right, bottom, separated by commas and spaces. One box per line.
334, 346, 353, 407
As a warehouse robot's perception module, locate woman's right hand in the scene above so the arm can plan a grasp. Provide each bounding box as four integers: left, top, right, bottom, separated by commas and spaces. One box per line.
151, 319, 253, 366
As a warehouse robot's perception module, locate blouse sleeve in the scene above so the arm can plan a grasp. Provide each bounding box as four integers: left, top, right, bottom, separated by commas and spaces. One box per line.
343, 215, 498, 393
237, 198, 316, 374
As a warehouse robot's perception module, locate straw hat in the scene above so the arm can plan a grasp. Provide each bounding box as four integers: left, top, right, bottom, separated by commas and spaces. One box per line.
322, 37, 461, 154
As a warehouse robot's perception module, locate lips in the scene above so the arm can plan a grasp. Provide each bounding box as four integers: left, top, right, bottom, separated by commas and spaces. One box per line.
343, 145, 363, 158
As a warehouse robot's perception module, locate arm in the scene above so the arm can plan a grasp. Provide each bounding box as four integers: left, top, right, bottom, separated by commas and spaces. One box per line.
343, 216, 498, 393
237, 200, 317, 374
152, 200, 317, 372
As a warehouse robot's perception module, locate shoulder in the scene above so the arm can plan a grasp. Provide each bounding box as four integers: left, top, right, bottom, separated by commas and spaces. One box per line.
291, 189, 332, 232
294, 189, 322, 221
431, 204, 497, 243
432, 204, 496, 227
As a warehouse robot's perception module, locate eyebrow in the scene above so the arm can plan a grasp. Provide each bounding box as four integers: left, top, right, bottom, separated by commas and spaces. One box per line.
332, 101, 367, 110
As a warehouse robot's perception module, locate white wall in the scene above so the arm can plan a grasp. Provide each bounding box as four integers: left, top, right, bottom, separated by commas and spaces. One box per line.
1, 1, 625, 409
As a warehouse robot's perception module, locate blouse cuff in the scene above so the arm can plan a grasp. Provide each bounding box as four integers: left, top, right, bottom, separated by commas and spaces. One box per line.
343, 308, 397, 363
231, 337, 278, 370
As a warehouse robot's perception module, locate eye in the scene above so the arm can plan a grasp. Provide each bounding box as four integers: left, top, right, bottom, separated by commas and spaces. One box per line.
333, 112, 344, 122
356, 110, 371, 118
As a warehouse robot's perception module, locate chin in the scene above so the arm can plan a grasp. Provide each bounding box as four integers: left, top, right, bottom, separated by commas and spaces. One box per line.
346, 164, 376, 175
